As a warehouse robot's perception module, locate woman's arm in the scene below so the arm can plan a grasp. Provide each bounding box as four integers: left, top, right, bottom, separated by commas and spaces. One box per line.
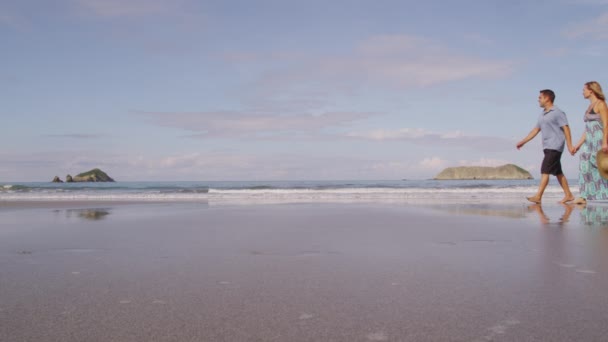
598, 101, 608, 153
574, 132, 586, 153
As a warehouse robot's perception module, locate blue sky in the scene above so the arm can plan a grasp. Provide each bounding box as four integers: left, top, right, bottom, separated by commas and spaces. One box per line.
2, 0, 608, 181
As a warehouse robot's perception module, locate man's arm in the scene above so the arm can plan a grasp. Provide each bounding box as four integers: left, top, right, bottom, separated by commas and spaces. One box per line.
562, 125, 574, 153
517, 127, 540, 150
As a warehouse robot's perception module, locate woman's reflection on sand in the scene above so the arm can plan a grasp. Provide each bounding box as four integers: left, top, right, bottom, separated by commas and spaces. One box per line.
415, 202, 608, 226
528, 203, 608, 226
578, 204, 608, 226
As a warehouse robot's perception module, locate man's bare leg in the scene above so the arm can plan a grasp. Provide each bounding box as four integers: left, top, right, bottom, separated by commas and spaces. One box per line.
528, 173, 549, 203
528, 203, 549, 224
556, 173, 574, 203
559, 203, 574, 223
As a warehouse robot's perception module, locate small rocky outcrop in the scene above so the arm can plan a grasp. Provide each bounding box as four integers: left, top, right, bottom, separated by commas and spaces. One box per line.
434, 164, 533, 180
72, 168, 115, 182
52, 176, 63, 183
60, 169, 114, 183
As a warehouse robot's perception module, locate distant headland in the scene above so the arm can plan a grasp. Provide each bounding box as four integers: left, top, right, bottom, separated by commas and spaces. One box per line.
434, 164, 533, 180
52, 168, 115, 183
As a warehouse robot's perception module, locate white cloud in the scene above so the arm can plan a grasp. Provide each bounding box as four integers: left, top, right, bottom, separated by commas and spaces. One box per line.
463, 33, 496, 46
149, 153, 449, 180
72, 0, 181, 17
0, 146, 573, 182
0, 10, 29, 30
142, 110, 515, 151
327, 34, 514, 87
139, 34, 515, 145
564, 0, 608, 4
564, 12, 608, 39
142, 110, 376, 139
0, 148, 465, 181
44, 134, 105, 139
345, 128, 433, 140
458, 158, 511, 167
439, 131, 466, 139
344, 127, 514, 152
236, 34, 515, 105
544, 47, 571, 57
156, 152, 254, 170
419, 157, 447, 170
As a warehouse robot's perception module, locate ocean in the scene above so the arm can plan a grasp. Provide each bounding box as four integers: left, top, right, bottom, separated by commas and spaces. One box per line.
0, 179, 578, 203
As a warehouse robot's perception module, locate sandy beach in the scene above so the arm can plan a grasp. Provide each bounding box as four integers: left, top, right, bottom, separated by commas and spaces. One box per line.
2, 200, 608, 341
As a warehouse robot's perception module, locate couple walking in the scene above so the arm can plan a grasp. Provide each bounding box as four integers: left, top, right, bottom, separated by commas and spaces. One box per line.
517, 81, 608, 204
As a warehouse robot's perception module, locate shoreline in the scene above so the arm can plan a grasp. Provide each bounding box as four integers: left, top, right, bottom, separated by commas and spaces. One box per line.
2, 201, 608, 341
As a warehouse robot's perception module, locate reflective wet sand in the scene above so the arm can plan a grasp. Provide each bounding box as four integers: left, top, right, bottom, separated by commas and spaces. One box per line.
2, 201, 608, 341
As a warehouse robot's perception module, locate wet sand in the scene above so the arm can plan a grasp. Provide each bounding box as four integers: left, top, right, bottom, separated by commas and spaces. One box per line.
2, 201, 608, 341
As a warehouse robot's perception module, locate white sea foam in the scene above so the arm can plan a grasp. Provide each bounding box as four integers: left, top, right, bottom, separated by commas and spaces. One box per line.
0, 185, 575, 203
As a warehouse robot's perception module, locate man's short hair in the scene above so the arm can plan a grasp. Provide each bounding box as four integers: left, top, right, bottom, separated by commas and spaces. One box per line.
540, 89, 555, 103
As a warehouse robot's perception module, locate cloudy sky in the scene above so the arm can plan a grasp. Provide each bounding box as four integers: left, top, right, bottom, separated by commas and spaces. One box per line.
2, 0, 608, 181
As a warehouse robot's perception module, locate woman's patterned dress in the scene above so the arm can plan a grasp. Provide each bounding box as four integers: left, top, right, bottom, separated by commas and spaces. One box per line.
579, 106, 608, 200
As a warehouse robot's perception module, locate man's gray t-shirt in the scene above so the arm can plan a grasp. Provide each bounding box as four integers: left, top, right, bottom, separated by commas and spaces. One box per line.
535, 106, 569, 152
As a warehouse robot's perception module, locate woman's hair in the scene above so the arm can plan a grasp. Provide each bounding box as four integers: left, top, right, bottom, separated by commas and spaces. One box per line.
586, 81, 606, 101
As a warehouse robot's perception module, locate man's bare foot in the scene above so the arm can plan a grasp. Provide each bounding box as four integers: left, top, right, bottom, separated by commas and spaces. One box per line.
560, 196, 575, 203
527, 204, 542, 213
572, 197, 586, 204
527, 196, 541, 203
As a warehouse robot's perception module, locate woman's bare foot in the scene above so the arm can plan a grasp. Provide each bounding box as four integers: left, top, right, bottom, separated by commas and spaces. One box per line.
574, 203, 587, 210
572, 197, 586, 204
527, 196, 541, 203
560, 196, 575, 203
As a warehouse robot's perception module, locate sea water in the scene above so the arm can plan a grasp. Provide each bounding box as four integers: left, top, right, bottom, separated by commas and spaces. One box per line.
0, 179, 577, 203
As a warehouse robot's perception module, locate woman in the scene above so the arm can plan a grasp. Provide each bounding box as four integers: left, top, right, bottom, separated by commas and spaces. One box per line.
572, 81, 608, 203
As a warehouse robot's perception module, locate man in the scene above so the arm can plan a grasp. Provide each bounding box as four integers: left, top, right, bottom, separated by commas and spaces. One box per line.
517, 89, 574, 203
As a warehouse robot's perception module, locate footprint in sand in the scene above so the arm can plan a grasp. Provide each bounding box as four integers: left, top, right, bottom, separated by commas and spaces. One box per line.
119, 300, 132, 304
554, 262, 597, 274
299, 313, 314, 320
366, 332, 388, 341
152, 299, 167, 304
473, 319, 520, 342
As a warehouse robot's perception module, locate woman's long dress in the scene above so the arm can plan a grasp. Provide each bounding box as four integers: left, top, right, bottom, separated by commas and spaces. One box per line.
579, 107, 608, 200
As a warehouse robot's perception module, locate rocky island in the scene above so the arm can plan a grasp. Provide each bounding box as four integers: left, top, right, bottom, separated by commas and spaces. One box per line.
434, 164, 533, 180
51, 168, 115, 183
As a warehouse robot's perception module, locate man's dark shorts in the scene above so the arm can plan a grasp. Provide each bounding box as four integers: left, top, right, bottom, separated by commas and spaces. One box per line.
541, 149, 563, 175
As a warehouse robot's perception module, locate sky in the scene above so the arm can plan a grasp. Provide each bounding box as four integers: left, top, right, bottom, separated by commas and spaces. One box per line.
2, 0, 608, 181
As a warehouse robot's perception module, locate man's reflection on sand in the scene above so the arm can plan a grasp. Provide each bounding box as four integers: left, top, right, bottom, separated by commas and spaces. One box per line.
428, 204, 528, 219
527, 203, 574, 225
